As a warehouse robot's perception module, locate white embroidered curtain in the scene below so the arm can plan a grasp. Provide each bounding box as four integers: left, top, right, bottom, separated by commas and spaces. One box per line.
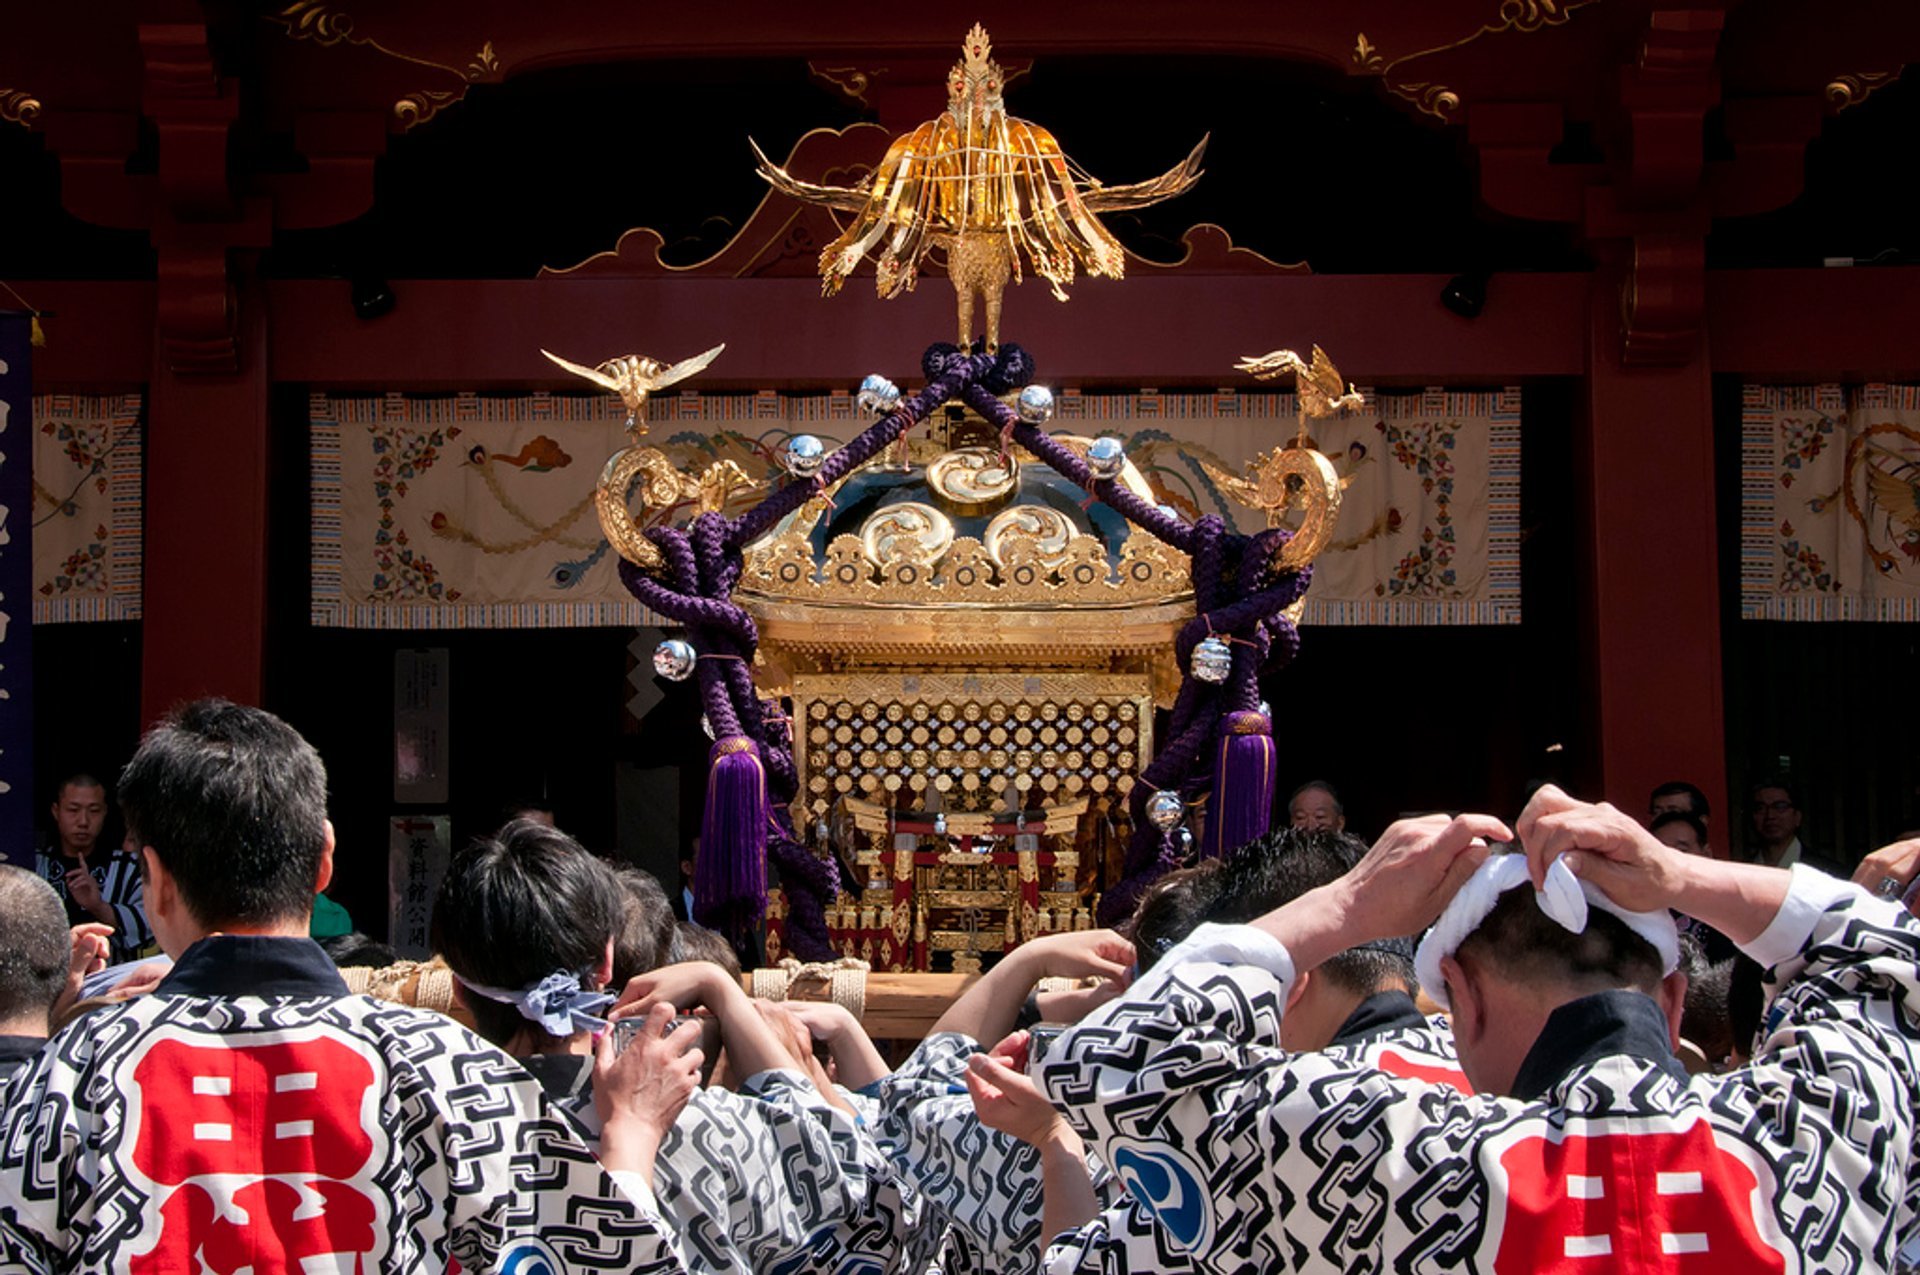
31, 394, 142, 623
312, 387, 1521, 629
1742, 384, 1920, 621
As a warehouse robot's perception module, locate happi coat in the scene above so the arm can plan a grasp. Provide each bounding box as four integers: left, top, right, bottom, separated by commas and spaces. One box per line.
1038, 866, 1920, 1273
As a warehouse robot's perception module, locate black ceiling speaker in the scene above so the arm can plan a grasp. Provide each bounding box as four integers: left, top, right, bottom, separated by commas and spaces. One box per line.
1440, 270, 1489, 319
351, 275, 396, 321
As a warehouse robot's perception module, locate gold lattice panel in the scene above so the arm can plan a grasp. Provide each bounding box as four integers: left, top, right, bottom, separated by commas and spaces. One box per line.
793, 672, 1154, 820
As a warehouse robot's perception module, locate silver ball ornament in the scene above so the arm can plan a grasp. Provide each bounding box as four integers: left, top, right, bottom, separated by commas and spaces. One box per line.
783, 433, 825, 479
1086, 435, 1126, 481
857, 374, 902, 416
1145, 790, 1185, 832
1258, 699, 1273, 721
1016, 384, 1056, 424
1191, 636, 1233, 684
652, 638, 697, 682
933, 812, 948, 836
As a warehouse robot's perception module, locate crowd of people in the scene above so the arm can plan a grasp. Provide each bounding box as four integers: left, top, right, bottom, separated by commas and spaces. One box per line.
2, 698, 1917, 1272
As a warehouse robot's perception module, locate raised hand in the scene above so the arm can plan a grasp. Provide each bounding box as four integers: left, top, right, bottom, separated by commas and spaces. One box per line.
1339, 812, 1515, 942
64, 858, 104, 912
1031, 978, 1126, 1026
1515, 784, 1686, 913
965, 1032, 1069, 1148
773, 999, 891, 1091
1853, 837, 1920, 904
1245, 811, 1510, 974
777, 999, 860, 1046
594, 1003, 703, 1186
1013, 928, 1135, 985
612, 961, 733, 1017
50, 923, 114, 1024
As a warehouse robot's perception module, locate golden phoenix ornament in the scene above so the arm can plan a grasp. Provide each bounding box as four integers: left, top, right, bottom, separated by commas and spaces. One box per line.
754, 25, 1205, 352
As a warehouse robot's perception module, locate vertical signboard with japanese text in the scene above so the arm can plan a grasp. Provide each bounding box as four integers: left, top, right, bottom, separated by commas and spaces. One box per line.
387, 814, 450, 959
394, 648, 449, 805
0, 315, 32, 865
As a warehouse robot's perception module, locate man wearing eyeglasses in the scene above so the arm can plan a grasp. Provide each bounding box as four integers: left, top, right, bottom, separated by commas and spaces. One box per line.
1747, 779, 1846, 876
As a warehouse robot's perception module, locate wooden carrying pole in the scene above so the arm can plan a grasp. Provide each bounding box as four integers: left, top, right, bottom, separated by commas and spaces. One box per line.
337, 958, 981, 1041
744, 970, 978, 1039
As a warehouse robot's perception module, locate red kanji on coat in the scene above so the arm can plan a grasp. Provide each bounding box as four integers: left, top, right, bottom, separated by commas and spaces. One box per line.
130, 1178, 378, 1275
125, 1034, 385, 1274
1492, 1121, 1787, 1273
130, 1036, 378, 1183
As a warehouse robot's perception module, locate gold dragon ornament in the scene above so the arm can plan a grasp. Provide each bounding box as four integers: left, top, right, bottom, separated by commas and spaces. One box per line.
540, 344, 762, 571
754, 24, 1206, 352
1201, 345, 1362, 575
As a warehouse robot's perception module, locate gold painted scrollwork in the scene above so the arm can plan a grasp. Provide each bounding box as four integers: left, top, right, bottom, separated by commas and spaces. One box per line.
0, 89, 43, 128
275, 1, 356, 44
1270, 448, 1343, 571
1826, 70, 1899, 112
394, 89, 458, 128
268, 3, 503, 132
985, 506, 1075, 569
595, 447, 679, 572
1351, 0, 1598, 120
861, 503, 955, 570
595, 450, 763, 572
927, 447, 1019, 515
1199, 446, 1344, 572
1391, 82, 1461, 120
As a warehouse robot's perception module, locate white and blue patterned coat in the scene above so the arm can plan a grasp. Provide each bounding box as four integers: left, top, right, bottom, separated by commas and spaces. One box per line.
1038, 866, 1920, 1273
0, 935, 690, 1273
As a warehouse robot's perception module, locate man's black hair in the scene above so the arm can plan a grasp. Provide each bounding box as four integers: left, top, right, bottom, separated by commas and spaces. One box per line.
1454, 886, 1664, 997
495, 796, 555, 831
1748, 776, 1801, 809
1649, 780, 1710, 820
1682, 958, 1735, 1066
117, 699, 329, 930
1198, 828, 1418, 996
609, 865, 676, 989
318, 932, 399, 970
0, 866, 69, 1028
669, 921, 741, 979
431, 819, 623, 1047
1287, 780, 1345, 816
1650, 809, 1710, 847
1203, 826, 1367, 926
1316, 943, 1418, 1000
52, 772, 106, 799
1125, 863, 1223, 974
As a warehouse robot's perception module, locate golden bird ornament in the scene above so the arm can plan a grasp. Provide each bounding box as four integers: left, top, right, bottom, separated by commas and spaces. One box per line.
540, 344, 726, 435
1234, 345, 1367, 430
753, 24, 1205, 351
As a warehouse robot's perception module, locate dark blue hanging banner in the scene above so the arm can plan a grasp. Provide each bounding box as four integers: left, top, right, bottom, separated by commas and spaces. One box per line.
0, 314, 33, 866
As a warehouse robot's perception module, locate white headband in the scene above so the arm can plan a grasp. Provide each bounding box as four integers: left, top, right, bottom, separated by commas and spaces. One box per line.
454, 969, 613, 1037
1414, 853, 1679, 1010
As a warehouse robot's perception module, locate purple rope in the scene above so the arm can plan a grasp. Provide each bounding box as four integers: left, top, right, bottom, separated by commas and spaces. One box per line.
961, 384, 1202, 556
731, 351, 995, 548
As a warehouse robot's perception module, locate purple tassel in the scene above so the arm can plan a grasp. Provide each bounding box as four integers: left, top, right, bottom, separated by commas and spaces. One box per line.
695, 736, 770, 938
1204, 709, 1277, 859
